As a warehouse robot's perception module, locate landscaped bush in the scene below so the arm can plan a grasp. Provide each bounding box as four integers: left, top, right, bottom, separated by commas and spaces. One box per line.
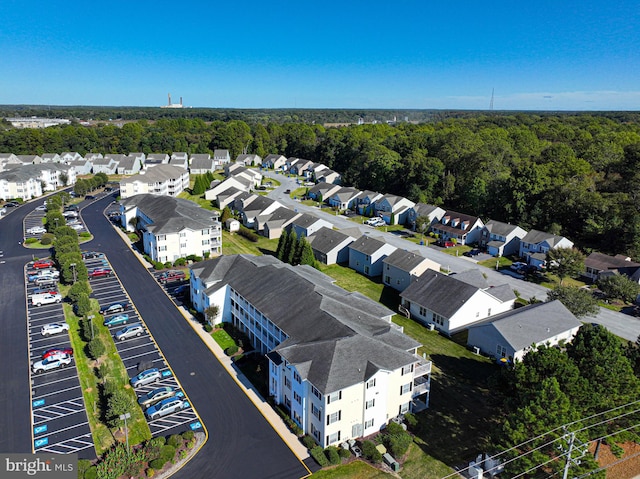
25, 237, 38, 244
87, 338, 105, 360
146, 468, 155, 477
153, 261, 164, 270
302, 435, 317, 450
204, 324, 213, 333
79, 232, 91, 238
181, 430, 195, 441
159, 444, 177, 463
75, 293, 91, 316
238, 226, 259, 242
362, 440, 382, 463
382, 422, 413, 457
84, 465, 97, 479
338, 447, 351, 459
403, 412, 417, 429
77, 459, 92, 478
149, 458, 166, 471
325, 446, 341, 465
174, 258, 186, 267
164, 261, 173, 269
167, 434, 183, 448
225, 345, 239, 356
310, 446, 330, 467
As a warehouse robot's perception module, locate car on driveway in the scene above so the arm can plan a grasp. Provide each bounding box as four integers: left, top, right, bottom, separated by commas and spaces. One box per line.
41, 322, 70, 337
158, 270, 186, 284
32, 259, 55, 269
145, 397, 189, 420
100, 303, 127, 315
88, 268, 112, 279
130, 368, 162, 388
115, 323, 144, 341
510, 262, 528, 272
138, 386, 176, 409
463, 249, 481, 257
42, 347, 74, 360
365, 217, 386, 227
32, 354, 72, 374
103, 314, 129, 327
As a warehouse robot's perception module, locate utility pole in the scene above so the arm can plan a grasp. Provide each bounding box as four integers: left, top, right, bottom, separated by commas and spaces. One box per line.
562, 431, 575, 479
560, 428, 588, 479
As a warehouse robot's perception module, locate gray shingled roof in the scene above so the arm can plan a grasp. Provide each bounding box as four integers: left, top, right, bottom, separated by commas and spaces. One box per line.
191, 254, 418, 393
468, 300, 581, 351
0, 163, 70, 182
307, 227, 355, 254
400, 270, 480, 318
521, 229, 567, 247
483, 219, 522, 236
121, 194, 219, 234
383, 249, 428, 272
451, 269, 489, 289
348, 235, 389, 255
290, 212, 323, 229
190, 158, 214, 171
120, 164, 186, 184
412, 203, 441, 217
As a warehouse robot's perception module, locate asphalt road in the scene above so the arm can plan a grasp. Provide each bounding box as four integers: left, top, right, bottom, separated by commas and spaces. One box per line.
264, 171, 640, 342
81, 196, 309, 479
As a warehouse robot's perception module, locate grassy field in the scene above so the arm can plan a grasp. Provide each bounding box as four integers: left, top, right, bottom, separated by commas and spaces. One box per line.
63, 297, 151, 454
221, 230, 278, 256
211, 328, 236, 350
312, 460, 395, 479
177, 190, 216, 211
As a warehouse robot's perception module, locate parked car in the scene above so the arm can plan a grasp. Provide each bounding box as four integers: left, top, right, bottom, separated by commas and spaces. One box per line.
27, 226, 47, 235
145, 397, 189, 420
138, 386, 177, 409
510, 262, 528, 272
173, 285, 189, 297
82, 251, 103, 260
32, 354, 72, 374
31, 287, 58, 295
63, 210, 79, 218
32, 259, 55, 269
130, 368, 162, 388
365, 217, 386, 227
103, 314, 129, 327
70, 224, 84, 231
42, 347, 74, 360
66, 219, 81, 226
85, 194, 95, 200
31, 292, 62, 306
35, 204, 47, 212
41, 322, 70, 337
158, 270, 186, 284
4, 201, 20, 207
115, 323, 144, 341
463, 249, 481, 257
88, 268, 112, 278
34, 277, 58, 287
100, 303, 127, 315
64, 204, 79, 212
29, 270, 60, 282
436, 240, 455, 248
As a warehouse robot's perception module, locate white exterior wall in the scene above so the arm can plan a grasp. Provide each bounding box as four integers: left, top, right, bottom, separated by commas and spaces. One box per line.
0, 178, 43, 200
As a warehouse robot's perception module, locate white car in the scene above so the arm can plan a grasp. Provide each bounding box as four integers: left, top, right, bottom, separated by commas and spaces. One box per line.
32, 354, 72, 374
70, 224, 84, 231
41, 322, 70, 337
366, 217, 386, 227
27, 226, 46, 234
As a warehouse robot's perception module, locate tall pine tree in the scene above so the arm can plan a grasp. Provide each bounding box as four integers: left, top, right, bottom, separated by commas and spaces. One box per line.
276, 230, 289, 261
286, 231, 298, 265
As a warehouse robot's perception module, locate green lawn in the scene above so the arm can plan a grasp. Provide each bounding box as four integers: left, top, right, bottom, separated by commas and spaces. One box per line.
211, 328, 236, 350
439, 244, 472, 256
477, 256, 513, 269
63, 297, 151, 454
312, 460, 394, 478
177, 191, 215, 210
221, 230, 278, 256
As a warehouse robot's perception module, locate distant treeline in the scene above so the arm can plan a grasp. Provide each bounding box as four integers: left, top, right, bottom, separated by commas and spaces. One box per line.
2, 113, 640, 257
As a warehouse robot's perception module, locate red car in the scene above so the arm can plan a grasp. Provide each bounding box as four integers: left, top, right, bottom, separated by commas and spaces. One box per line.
88, 268, 112, 278
32, 259, 55, 270
158, 270, 186, 284
42, 347, 74, 360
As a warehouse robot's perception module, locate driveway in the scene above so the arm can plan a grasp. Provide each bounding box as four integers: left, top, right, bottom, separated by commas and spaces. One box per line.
263, 171, 640, 342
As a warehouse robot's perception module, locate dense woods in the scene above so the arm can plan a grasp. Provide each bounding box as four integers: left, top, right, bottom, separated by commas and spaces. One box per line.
2, 113, 640, 257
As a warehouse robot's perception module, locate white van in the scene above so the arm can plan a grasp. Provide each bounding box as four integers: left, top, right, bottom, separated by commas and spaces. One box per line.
31, 292, 62, 307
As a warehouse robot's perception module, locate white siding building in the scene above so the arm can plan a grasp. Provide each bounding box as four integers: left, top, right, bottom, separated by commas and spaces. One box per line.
119, 164, 190, 199
189, 255, 431, 448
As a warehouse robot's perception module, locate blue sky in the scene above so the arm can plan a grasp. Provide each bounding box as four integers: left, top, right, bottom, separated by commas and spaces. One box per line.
1, 0, 638, 110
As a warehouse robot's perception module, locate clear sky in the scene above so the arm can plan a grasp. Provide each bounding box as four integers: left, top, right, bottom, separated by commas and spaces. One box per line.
1, 0, 638, 110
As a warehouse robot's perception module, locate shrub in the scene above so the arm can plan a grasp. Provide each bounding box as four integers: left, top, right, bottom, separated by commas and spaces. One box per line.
179, 449, 188, 459
238, 226, 259, 242
225, 345, 239, 356
174, 258, 186, 267
204, 324, 213, 333
383, 422, 412, 457
25, 237, 38, 244
325, 446, 341, 465
164, 261, 173, 269
187, 439, 196, 449
159, 444, 177, 463
167, 434, 183, 448
146, 468, 155, 478
338, 447, 351, 459
153, 261, 164, 270
77, 459, 92, 478
149, 458, 166, 471
84, 465, 97, 479
181, 430, 195, 441
68, 281, 90, 303
75, 293, 91, 316
87, 338, 105, 360
362, 440, 382, 463
79, 232, 91, 238
403, 412, 418, 429
302, 435, 317, 450
310, 446, 330, 467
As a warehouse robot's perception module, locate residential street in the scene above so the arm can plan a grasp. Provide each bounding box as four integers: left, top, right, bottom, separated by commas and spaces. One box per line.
263, 171, 640, 342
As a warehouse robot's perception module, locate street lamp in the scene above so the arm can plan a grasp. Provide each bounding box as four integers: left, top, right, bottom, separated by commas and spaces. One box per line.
119, 412, 131, 453
70, 263, 76, 284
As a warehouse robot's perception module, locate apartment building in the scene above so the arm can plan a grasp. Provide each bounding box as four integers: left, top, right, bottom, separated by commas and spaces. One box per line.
119, 164, 190, 199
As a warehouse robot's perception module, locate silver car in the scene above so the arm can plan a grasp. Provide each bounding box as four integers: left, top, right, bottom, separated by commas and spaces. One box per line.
32, 354, 72, 374
115, 323, 144, 341
145, 397, 189, 420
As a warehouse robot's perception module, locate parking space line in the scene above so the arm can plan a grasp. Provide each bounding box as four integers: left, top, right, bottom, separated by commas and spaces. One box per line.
124, 359, 165, 371
32, 374, 78, 388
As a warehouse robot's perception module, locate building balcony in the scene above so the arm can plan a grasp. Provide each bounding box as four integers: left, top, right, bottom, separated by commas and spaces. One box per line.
412, 375, 430, 396
414, 360, 432, 378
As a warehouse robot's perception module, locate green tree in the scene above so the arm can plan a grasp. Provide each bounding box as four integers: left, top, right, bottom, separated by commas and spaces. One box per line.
286, 231, 298, 265
106, 390, 136, 428
275, 230, 289, 261
546, 247, 585, 285
597, 274, 640, 303
546, 286, 599, 318
220, 206, 232, 224
75, 293, 91, 316
299, 239, 317, 268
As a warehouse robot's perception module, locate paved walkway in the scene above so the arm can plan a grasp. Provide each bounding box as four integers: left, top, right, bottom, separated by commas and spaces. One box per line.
111, 224, 310, 462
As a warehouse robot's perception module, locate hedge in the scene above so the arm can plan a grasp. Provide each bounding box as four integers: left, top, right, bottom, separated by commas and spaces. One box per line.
325, 446, 341, 465
181, 430, 195, 441
310, 446, 330, 467
167, 434, 183, 448
302, 435, 317, 450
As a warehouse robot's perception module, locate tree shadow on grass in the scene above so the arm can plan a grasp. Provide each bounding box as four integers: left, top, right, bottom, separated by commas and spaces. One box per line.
412, 354, 503, 468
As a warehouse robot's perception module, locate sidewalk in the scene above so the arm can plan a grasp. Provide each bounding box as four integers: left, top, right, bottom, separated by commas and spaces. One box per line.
112, 226, 310, 461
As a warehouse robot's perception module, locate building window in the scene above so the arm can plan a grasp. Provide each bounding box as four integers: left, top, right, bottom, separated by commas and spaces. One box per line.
311, 386, 322, 400
294, 392, 301, 404
202, 239, 210, 245
419, 306, 427, 317
496, 345, 507, 358
365, 399, 375, 409
364, 418, 374, 429
326, 431, 341, 445
312, 403, 322, 420
179, 232, 187, 238
384, 276, 390, 284
284, 377, 291, 388
401, 383, 412, 395
180, 243, 187, 248
284, 396, 291, 409
293, 371, 301, 383
327, 391, 342, 404
366, 378, 376, 389
311, 424, 320, 442
158, 246, 167, 252
327, 411, 341, 425
402, 364, 413, 376
399, 402, 410, 414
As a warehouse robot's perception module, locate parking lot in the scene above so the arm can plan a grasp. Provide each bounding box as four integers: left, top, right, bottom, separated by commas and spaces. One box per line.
85, 253, 202, 436
26, 263, 95, 458
23, 205, 88, 241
